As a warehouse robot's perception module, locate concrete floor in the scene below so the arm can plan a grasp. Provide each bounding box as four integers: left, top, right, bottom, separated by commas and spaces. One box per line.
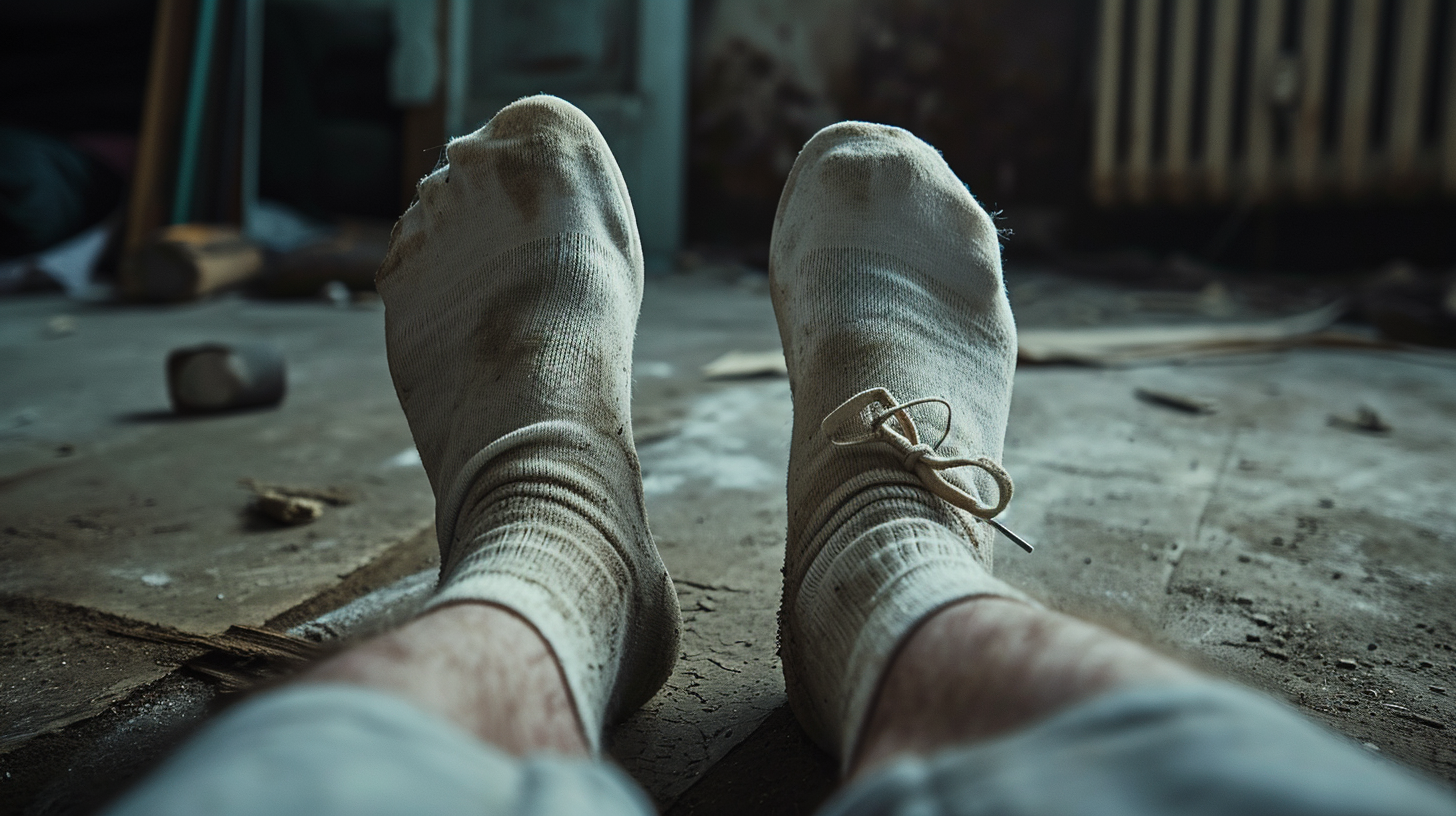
2, 268, 1454, 815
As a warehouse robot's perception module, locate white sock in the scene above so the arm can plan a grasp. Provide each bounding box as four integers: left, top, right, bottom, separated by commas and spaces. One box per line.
770, 122, 1036, 765
376, 95, 681, 752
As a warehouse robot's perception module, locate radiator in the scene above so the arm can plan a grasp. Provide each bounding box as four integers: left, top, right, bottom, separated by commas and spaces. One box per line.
1091, 0, 1456, 204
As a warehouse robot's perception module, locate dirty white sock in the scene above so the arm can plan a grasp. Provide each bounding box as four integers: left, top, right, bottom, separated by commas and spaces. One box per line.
770, 122, 1036, 765
376, 95, 681, 752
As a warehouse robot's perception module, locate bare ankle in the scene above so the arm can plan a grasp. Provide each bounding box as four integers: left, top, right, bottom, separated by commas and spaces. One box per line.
850, 597, 1199, 778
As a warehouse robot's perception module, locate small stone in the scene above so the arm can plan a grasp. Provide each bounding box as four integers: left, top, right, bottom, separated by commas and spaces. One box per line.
1336, 658, 1358, 669
1420, 661, 1435, 668
1368, 643, 1378, 651
1252, 614, 1274, 627
1270, 536, 1284, 547
1237, 555, 1252, 563
1362, 742, 1381, 752
1235, 596, 1254, 606
1263, 647, 1289, 660
1331, 572, 1342, 580
1246, 634, 1262, 642
1432, 686, 1447, 694
1318, 498, 1334, 509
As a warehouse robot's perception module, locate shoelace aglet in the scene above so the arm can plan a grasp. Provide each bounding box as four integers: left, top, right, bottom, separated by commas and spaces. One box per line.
987, 518, 1034, 553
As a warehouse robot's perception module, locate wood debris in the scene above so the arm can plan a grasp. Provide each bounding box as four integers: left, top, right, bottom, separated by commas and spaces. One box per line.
1134, 388, 1218, 415
240, 479, 352, 526
702, 350, 788, 379
1328, 406, 1392, 434
1015, 302, 1401, 365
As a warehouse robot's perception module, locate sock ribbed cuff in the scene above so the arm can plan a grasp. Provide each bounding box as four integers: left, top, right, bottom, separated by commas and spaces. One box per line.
784, 483, 1035, 767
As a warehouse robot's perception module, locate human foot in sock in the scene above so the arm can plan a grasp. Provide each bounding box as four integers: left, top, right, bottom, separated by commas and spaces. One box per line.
769, 121, 1036, 766
375, 95, 681, 752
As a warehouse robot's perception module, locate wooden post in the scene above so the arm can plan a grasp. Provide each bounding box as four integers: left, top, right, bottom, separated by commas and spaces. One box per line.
124, 0, 198, 258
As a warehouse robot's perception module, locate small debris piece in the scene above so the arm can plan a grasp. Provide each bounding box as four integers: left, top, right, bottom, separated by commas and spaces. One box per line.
701, 350, 788, 380
253, 490, 325, 525
239, 479, 353, 507
1251, 614, 1274, 627
1336, 658, 1359, 669
1394, 711, 1447, 730
168, 343, 286, 413
1246, 634, 1262, 642
1431, 686, 1447, 694
1134, 387, 1218, 415
1328, 406, 1391, 434
43, 315, 76, 338
1262, 647, 1289, 660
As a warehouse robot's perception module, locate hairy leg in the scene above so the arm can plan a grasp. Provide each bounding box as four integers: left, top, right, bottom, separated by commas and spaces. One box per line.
300, 603, 587, 756
852, 598, 1199, 777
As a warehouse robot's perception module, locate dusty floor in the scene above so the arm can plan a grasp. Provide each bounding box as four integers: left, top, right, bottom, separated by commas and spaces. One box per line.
2, 267, 1454, 815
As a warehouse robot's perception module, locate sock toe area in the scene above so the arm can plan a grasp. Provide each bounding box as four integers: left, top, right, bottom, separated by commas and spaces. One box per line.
772, 122, 999, 294
379, 95, 639, 289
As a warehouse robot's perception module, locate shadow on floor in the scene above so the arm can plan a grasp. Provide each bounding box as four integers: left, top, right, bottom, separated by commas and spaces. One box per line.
665, 705, 838, 816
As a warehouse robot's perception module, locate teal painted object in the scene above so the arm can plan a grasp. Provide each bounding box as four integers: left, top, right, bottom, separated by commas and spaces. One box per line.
172, 0, 222, 225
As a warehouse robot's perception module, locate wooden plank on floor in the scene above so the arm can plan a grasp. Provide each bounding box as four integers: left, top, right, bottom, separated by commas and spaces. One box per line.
1164, 0, 1200, 200
1205, 0, 1243, 200
1092, 0, 1128, 204
1127, 0, 1163, 203
1339, 0, 1382, 195
1293, 0, 1334, 197
1388, 0, 1436, 183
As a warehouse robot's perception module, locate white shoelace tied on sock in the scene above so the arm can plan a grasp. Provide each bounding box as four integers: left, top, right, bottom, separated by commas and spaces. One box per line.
822, 388, 1034, 553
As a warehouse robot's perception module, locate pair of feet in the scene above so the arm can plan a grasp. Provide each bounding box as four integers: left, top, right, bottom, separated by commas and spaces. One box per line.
366, 96, 1033, 771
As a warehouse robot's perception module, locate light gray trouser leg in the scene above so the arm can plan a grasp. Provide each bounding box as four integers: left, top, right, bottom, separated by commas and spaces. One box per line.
102, 684, 654, 816
822, 683, 1456, 816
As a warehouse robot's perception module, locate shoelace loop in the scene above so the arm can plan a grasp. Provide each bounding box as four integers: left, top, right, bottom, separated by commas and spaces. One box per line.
822, 388, 1033, 553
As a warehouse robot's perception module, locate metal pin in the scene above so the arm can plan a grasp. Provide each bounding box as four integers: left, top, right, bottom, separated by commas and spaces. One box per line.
987, 518, 1035, 553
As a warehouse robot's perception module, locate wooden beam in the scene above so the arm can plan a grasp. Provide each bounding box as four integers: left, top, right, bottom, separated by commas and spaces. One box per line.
1092, 0, 1127, 205
1163, 0, 1200, 200
1339, 0, 1381, 195
1204, 0, 1242, 201
1293, 0, 1334, 197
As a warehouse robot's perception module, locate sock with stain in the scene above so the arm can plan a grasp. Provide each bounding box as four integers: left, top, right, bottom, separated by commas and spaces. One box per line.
376, 95, 681, 752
